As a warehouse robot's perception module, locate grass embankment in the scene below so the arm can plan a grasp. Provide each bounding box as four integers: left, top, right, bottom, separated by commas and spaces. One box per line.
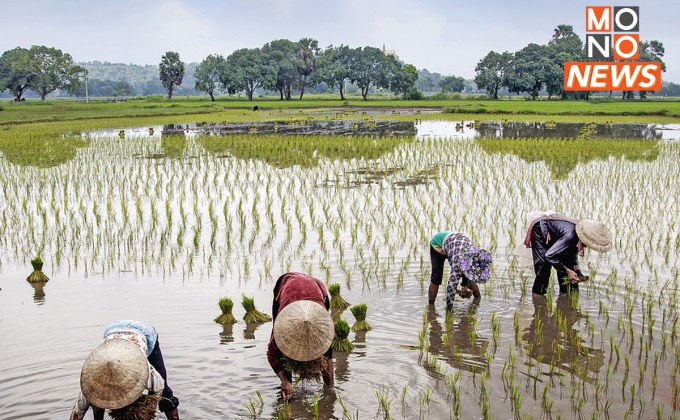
2, 95, 680, 127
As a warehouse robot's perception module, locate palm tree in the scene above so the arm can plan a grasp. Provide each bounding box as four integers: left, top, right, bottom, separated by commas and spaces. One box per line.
296, 38, 319, 100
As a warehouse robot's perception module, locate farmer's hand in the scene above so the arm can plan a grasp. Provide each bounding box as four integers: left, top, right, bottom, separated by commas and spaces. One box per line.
280, 378, 293, 401
566, 268, 580, 285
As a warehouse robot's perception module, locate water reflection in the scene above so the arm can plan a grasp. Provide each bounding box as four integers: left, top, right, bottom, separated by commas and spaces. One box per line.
197, 134, 411, 168
160, 125, 188, 158
29, 281, 47, 305
243, 322, 263, 340
427, 307, 489, 374
0, 136, 90, 168
478, 137, 659, 179
476, 121, 664, 140
270, 387, 338, 419
219, 324, 234, 344
523, 294, 604, 381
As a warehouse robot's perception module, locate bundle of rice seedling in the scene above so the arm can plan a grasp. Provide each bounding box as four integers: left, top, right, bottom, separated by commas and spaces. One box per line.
109, 393, 160, 420
26, 256, 49, 283
282, 356, 328, 382
242, 295, 272, 323
214, 297, 237, 325
328, 283, 350, 309
331, 319, 354, 352
350, 304, 372, 332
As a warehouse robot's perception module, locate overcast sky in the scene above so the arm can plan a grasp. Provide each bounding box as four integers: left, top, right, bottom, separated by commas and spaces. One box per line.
2, 0, 679, 82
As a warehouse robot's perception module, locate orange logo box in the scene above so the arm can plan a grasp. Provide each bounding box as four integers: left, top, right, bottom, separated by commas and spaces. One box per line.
563, 62, 662, 91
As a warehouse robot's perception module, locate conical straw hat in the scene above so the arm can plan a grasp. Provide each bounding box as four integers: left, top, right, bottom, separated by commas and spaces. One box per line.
80, 338, 149, 409
576, 220, 613, 253
273, 300, 334, 362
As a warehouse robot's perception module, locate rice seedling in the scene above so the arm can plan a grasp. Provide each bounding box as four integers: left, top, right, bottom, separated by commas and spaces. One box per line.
26, 255, 49, 283
108, 393, 160, 420
331, 319, 354, 352
214, 297, 237, 325
241, 295, 271, 323
350, 304, 372, 332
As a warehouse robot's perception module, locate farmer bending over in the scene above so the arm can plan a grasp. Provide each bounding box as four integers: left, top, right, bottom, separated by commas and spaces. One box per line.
428, 232, 492, 310
267, 272, 335, 401
70, 320, 180, 420
524, 213, 612, 295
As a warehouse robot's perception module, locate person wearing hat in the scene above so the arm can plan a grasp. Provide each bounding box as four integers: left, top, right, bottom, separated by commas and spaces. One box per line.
523, 213, 612, 295
70, 320, 180, 420
267, 272, 335, 401
428, 232, 492, 310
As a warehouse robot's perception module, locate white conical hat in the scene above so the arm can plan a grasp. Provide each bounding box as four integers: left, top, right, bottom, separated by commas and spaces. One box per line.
80, 338, 148, 409
273, 300, 334, 362
576, 220, 613, 253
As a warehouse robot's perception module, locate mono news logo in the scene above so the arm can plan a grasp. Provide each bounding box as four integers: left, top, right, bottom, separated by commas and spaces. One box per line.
564, 6, 662, 91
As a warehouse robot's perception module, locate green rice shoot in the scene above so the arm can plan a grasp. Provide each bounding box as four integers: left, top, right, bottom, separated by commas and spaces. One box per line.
331, 318, 354, 352
242, 295, 272, 323
108, 393, 160, 420
350, 303, 372, 331
214, 296, 237, 325
328, 283, 350, 309
282, 355, 328, 382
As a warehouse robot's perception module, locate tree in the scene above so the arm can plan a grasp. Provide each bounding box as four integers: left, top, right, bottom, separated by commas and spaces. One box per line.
503, 44, 553, 100
416, 69, 443, 93
316, 45, 351, 100
348, 46, 390, 100
159, 51, 184, 99
474, 51, 512, 99
28, 46, 85, 100
390, 63, 419, 97
194, 54, 226, 101
0, 47, 36, 101
546, 25, 584, 99
225, 48, 271, 101
636, 40, 666, 99
262, 39, 298, 100
296, 38, 319, 100
439, 75, 466, 93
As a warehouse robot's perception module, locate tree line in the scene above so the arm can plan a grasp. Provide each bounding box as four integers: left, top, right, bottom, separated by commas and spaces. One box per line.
473, 25, 666, 100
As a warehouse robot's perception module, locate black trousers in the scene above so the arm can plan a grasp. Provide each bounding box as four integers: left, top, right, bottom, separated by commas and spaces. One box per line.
530, 224, 579, 295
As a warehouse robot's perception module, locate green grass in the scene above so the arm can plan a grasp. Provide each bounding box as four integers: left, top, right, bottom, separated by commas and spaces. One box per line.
2, 94, 680, 127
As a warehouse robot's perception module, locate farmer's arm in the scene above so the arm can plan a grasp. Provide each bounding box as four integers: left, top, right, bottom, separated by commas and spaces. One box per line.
545, 226, 579, 283
70, 391, 90, 420
468, 282, 481, 302
276, 370, 293, 401
267, 335, 293, 399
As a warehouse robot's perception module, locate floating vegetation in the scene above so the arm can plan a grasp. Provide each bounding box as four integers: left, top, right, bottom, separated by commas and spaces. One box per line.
214, 297, 237, 325
350, 304, 372, 332
331, 319, 354, 352
242, 295, 271, 323
329, 283, 350, 309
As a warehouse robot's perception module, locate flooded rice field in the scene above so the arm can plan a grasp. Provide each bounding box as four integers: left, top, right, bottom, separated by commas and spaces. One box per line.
1, 120, 680, 419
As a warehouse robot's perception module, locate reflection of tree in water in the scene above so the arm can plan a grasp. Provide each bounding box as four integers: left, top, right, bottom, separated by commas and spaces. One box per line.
0, 135, 90, 168
426, 307, 489, 375
29, 281, 47, 305
478, 135, 659, 179
476, 121, 663, 140
522, 294, 604, 382
160, 125, 188, 158
197, 134, 411, 168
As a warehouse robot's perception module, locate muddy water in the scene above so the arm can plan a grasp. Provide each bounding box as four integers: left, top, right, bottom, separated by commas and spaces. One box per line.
1, 122, 679, 419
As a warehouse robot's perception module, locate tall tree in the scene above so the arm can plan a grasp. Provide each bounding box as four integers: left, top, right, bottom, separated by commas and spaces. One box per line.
159, 51, 184, 99
503, 44, 553, 100
261, 39, 298, 100
316, 45, 351, 100
225, 48, 271, 101
439, 75, 466, 93
546, 25, 584, 99
296, 38, 319, 100
28, 46, 85, 100
0, 47, 36, 101
474, 51, 512, 99
194, 54, 226, 101
348, 46, 390, 100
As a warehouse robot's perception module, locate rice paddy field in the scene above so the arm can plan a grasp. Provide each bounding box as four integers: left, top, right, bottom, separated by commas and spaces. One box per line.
1, 103, 680, 419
